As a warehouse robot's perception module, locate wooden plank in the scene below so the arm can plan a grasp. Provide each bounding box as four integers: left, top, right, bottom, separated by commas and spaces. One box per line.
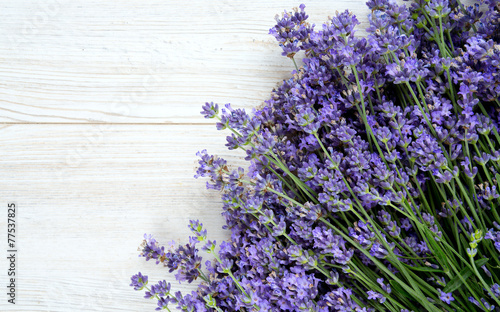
0, 0, 370, 124
0, 124, 246, 311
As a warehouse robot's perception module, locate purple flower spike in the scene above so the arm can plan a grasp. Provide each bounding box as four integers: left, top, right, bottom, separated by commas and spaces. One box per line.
130, 272, 148, 291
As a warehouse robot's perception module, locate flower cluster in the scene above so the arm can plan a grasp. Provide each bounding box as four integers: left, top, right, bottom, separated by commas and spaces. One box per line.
132, 0, 500, 311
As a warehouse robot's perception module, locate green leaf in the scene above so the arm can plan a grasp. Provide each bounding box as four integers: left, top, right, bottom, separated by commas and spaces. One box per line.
401, 262, 444, 273
443, 258, 489, 293
421, 228, 450, 272
390, 280, 413, 302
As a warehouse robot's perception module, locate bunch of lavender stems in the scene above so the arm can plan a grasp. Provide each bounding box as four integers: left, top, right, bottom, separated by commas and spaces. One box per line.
131, 0, 500, 311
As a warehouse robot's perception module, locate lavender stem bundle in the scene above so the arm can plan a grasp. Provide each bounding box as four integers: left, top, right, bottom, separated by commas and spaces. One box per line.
131, 0, 500, 311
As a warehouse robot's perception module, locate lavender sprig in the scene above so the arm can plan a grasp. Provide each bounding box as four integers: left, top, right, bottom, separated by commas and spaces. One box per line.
132, 0, 500, 311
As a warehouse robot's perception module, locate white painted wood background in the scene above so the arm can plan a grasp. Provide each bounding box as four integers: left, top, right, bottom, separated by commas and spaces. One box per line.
0, 1, 372, 311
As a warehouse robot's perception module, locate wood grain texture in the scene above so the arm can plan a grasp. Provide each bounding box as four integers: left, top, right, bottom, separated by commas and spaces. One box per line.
0, 124, 246, 311
0, 0, 370, 124
0, 1, 371, 311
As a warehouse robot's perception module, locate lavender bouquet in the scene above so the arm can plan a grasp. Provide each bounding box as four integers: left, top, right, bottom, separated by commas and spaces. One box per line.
130, 0, 500, 311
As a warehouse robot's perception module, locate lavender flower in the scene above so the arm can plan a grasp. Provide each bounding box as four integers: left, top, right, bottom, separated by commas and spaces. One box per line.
439, 289, 455, 305
130, 272, 148, 291
132, 1, 500, 311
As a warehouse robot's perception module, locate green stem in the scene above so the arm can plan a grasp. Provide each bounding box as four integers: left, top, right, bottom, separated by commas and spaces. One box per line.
291, 57, 299, 72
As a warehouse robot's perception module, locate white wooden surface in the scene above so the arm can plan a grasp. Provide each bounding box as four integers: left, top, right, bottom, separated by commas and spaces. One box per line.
0, 1, 370, 311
